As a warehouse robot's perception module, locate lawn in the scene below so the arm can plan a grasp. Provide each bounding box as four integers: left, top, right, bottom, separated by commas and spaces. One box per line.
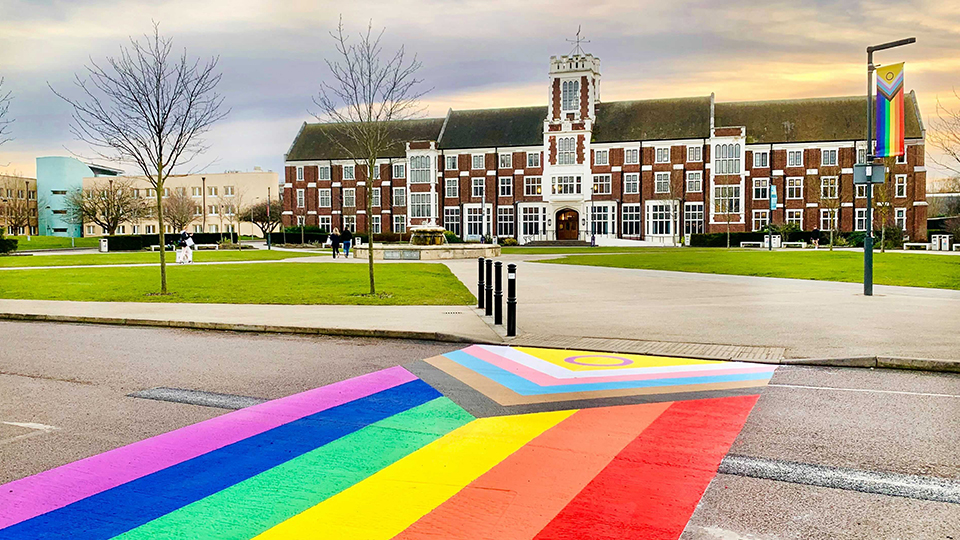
541, 249, 960, 290
0, 249, 318, 268
502, 246, 659, 255
0, 263, 475, 305
12, 236, 100, 250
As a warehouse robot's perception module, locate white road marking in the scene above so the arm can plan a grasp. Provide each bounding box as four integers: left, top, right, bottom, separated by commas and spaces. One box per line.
0, 421, 59, 446
767, 383, 960, 399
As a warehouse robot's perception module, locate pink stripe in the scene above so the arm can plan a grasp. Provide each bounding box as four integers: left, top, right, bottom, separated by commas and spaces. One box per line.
466, 346, 775, 386
0, 366, 416, 529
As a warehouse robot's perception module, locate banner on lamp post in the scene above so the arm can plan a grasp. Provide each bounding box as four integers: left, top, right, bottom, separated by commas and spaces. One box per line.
875, 62, 905, 158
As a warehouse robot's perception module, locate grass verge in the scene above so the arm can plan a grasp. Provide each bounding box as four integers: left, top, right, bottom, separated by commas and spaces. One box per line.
13, 236, 100, 250
0, 249, 318, 268
0, 262, 475, 305
540, 249, 960, 290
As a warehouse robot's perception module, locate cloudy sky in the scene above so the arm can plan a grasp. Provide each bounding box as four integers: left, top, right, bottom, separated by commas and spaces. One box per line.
0, 0, 957, 180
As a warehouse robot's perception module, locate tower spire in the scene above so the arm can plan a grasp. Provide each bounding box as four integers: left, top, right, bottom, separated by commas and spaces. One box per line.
566, 25, 590, 56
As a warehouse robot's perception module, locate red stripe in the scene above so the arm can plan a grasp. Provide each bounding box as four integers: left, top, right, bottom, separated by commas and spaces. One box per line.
532, 395, 759, 540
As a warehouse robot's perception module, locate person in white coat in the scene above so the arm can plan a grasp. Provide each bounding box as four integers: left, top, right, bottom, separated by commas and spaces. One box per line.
176, 229, 189, 264
183, 233, 195, 264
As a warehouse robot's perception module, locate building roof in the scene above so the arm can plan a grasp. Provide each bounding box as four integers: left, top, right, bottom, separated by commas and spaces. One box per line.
592, 97, 712, 142
286, 118, 445, 161
438, 106, 548, 149
715, 92, 924, 144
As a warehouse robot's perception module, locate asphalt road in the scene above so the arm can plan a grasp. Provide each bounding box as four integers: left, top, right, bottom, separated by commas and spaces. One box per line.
2, 320, 959, 538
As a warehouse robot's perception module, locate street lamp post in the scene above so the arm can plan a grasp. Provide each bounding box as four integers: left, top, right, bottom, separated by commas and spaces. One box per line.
864, 37, 915, 296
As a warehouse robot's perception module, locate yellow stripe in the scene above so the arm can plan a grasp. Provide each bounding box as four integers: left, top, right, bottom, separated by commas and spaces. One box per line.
253, 409, 575, 540
515, 346, 720, 371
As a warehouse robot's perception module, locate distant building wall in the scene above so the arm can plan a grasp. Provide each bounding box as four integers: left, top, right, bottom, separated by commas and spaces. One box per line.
36, 156, 122, 237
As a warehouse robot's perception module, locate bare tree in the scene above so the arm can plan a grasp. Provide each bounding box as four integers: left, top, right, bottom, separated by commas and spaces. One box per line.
64, 177, 148, 235
52, 23, 228, 293
0, 77, 12, 149
930, 89, 960, 175
313, 18, 429, 295
668, 170, 685, 247
163, 187, 195, 233
816, 174, 846, 251
871, 156, 900, 252
241, 199, 282, 239
0, 176, 36, 235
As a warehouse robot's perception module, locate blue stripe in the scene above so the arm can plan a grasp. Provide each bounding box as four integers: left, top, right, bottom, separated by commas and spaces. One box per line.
0, 379, 440, 540
444, 350, 773, 396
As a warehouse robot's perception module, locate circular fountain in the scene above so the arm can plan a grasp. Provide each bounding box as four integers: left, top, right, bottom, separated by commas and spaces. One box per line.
353, 224, 500, 260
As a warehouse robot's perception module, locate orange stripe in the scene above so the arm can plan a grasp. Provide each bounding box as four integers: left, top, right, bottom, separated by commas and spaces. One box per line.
393, 402, 671, 540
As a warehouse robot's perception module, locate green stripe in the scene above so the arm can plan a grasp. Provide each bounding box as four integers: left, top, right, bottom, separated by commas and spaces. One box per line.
112, 397, 473, 540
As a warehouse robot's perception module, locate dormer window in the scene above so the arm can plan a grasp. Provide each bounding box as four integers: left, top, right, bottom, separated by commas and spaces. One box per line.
561, 80, 580, 113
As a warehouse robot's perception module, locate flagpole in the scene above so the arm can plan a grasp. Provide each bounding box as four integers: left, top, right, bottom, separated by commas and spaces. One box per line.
863, 37, 915, 297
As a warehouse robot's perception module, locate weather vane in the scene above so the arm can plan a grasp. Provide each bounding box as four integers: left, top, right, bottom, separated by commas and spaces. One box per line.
566, 25, 590, 56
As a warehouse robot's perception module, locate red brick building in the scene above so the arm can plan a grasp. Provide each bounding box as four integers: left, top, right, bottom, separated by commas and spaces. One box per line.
283, 50, 927, 244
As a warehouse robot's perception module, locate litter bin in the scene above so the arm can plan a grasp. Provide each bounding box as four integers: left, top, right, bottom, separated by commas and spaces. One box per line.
99, 238, 109, 253
931, 234, 953, 251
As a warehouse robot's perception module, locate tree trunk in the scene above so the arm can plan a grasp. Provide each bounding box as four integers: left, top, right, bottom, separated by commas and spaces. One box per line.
367, 158, 376, 295
829, 226, 834, 252
726, 216, 731, 249
156, 166, 167, 294
881, 223, 886, 253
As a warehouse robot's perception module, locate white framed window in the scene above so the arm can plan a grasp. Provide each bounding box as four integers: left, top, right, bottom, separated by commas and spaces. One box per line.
895, 175, 907, 198
787, 150, 803, 168
208, 225, 218, 233
645, 201, 674, 236
715, 143, 741, 174
625, 148, 640, 164
132, 225, 140, 234
561, 79, 580, 112
855, 208, 869, 231
787, 177, 804, 199
684, 202, 705, 235
895, 207, 907, 230
820, 177, 838, 199
410, 155, 431, 184
319, 165, 330, 180
551, 175, 581, 195
372, 164, 381, 180
821, 149, 838, 166
714, 185, 741, 213
622, 204, 642, 236
820, 208, 838, 231
224, 205, 235, 216
524, 176, 542, 196
499, 177, 513, 197
370, 215, 381, 234
445, 178, 458, 198
594, 150, 608, 166
393, 215, 406, 233
593, 174, 611, 195
343, 215, 356, 232
896, 153, 907, 164
343, 188, 356, 207
655, 147, 670, 164
319, 188, 331, 207
624, 173, 640, 194
527, 152, 541, 168
191, 186, 201, 197
752, 209, 769, 232
753, 150, 769, 168
472, 154, 485, 170
343, 165, 355, 180
856, 184, 875, 199
116, 225, 126, 234
558, 137, 576, 165
685, 171, 702, 193
786, 209, 803, 228
372, 188, 381, 207
193, 224, 203, 233
164, 187, 171, 198
472, 177, 484, 198
521, 206, 542, 236
392, 163, 405, 179
753, 178, 769, 200
296, 166, 303, 181
224, 185, 235, 196
410, 193, 431, 218
466, 206, 491, 237
296, 188, 305, 208
590, 205, 611, 235
858, 148, 867, 164
207, 205, 219, 216
687, 146, 702, 163
497, 207, 514, 237
318, 216, 331, 232
392, 187, 406, 207
499, 153, 512, 169
654, 172, 670, 194
445, 155, 458, 170
444, 208, 461, 236
145, 225, 157, 234
86, 225, 94, 235
193, 205, 203, 216
295, 216, 304, 227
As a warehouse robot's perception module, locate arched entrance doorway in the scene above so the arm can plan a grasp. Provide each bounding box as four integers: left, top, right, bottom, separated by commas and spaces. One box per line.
556, 209, 579, 241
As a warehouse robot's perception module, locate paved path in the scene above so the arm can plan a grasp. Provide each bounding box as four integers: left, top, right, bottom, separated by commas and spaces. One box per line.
444, 255, 960, 360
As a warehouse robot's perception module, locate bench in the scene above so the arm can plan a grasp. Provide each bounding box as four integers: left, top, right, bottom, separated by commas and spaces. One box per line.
739, 241, 763, 248
903, 242, 931, 251
781, 241, 807, 248
148, 243, 219, 251
954, 244, 960, 252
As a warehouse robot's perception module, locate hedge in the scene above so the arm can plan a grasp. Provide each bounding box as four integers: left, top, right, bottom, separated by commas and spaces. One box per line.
105, 233, 238, 251
280, 232, 329, 244
0, 236, 17, 254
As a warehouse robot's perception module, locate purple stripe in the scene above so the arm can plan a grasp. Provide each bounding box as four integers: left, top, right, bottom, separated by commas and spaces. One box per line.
0, 366, 416, 529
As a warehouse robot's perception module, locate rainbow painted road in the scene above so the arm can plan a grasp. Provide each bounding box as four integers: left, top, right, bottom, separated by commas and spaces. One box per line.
0, 346, 777, 540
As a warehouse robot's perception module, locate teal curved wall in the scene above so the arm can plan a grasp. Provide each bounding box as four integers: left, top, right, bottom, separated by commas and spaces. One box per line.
36, 157, 103, 237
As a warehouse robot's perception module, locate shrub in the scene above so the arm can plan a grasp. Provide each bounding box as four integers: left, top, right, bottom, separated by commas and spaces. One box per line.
444, 230, 463, 244
689, 232, 767, 247
284, 225, 327, 234
0, 228, 17, 254
500, 237, 519, 246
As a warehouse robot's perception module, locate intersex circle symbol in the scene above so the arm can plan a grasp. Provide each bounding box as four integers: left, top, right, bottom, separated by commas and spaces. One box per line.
564, 354, 634, 367
885, 71, 895, 82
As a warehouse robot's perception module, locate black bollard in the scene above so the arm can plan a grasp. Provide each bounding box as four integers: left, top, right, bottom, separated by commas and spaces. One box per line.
485, 258, 493, 317
494, 261, 503, 325
477, 257, 484, 309
506, 263, 517, 337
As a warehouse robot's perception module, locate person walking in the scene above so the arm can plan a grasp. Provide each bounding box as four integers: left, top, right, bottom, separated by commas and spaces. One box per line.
330, 228, 341, 259
184, 232, 195, 264
176, 229, 189, 264
341, 227, 353, 258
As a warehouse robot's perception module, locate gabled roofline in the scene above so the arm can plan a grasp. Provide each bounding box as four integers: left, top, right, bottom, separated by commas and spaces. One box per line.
909, 89, 925, 138
437, 108, 453, 146
285, 121, 307, 162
